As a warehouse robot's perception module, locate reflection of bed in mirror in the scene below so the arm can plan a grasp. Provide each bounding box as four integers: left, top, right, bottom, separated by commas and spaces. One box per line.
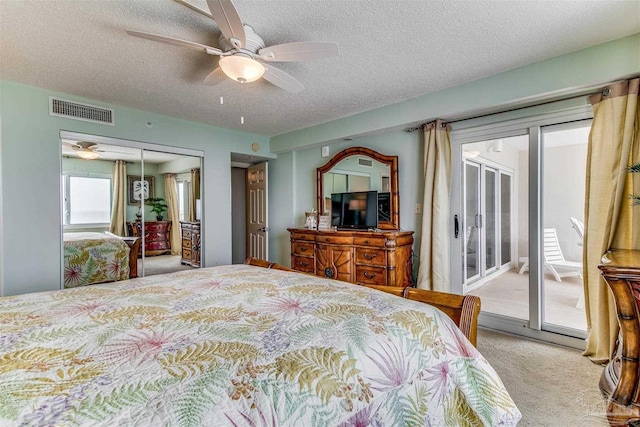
63, 232, 140, 288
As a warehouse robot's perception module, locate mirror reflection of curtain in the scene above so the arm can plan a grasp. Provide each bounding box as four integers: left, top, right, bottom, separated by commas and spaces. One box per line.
417, 119, 452, 292
109, 160, 126, 235
190, 168, 200, 221
164, 173, 182, 255
583, 78, 640, 363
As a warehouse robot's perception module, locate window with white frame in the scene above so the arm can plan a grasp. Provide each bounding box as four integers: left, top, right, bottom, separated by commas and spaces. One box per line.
62, 174, 112, 226
177, 181, 185, 221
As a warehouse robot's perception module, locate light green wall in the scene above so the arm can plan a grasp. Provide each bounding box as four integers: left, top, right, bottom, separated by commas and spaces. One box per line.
0, 80, 271, 296
268, 34, 640, 271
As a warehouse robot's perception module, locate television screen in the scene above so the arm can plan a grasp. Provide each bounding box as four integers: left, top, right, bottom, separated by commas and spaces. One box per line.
330, 191, 378, 229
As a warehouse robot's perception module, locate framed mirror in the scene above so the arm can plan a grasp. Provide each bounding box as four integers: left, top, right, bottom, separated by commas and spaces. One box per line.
317, 147, 400, 230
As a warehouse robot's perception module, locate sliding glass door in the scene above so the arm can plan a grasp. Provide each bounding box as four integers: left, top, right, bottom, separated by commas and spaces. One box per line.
462, 155, 513, 289
450, 106, 591, 346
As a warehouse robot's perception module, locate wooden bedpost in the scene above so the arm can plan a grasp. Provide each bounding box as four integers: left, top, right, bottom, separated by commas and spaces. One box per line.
122, 237, 141, 278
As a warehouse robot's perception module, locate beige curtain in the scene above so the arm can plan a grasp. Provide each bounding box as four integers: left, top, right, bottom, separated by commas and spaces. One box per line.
109, 160, 126, 236
164, 174, 182, 255
417, 120, 452, 291
189, 168, 201, 222
583, 78, 640, 363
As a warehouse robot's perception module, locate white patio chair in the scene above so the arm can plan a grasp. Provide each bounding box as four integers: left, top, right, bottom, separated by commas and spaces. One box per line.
518, 228, 584, 281
570, 217, 584, 246
544, 228, 583, 282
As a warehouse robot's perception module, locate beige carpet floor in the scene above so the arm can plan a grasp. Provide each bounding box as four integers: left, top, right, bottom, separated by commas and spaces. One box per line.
478, 328, 608, 426
138, 254, 195, 276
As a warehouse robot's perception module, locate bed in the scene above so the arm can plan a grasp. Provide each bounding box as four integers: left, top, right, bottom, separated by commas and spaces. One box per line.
0, 259, 521, 426
63, 232, 141, 288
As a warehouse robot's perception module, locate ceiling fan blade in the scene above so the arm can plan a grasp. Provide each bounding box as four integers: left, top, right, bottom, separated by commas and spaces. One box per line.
203, 67, 225, 85
126, 30, 223, 55
174, 0, 213, 18
262, 65, 304, 93
259, 42, 339, 62
206, 0, 245, 48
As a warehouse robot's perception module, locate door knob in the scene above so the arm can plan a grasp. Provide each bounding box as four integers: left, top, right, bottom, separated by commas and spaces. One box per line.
259, 227, 270, 232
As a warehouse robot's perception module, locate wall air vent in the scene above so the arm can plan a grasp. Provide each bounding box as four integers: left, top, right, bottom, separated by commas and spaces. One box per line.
49, 97, 114, 125
358, 158, 373, 167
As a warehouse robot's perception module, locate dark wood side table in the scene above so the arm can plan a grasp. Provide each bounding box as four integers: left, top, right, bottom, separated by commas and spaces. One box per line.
126, 221, 172, 256
598, 249, 640, 426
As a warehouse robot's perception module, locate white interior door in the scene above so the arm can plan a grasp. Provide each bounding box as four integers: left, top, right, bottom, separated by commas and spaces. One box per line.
247, 162, 268, 260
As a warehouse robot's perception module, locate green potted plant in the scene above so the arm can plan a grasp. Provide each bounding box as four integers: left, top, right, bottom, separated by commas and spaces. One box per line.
146, 197, 168, 221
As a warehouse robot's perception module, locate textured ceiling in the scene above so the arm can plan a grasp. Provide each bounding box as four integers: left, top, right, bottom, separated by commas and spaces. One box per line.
2, 0, 639, 136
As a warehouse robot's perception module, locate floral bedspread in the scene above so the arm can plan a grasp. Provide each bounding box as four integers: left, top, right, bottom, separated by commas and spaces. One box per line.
0, 265, 521, 426
63, 232, 130, 288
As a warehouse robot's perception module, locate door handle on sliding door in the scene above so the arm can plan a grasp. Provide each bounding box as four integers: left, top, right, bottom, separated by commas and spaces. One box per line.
475, 214, 483, 228
454, 215, 459, 238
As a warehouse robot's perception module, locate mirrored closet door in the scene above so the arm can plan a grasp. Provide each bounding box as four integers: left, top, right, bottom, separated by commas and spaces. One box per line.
60, 134, 203, 289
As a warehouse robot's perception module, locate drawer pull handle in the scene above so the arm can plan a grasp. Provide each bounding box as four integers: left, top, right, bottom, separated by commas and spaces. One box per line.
299, 261, 309, 267
325, 238, 331, 242
365, 240, 371, 244
300, 245, 309, 251
364, 272, 376, 279
363, 253, 377, 260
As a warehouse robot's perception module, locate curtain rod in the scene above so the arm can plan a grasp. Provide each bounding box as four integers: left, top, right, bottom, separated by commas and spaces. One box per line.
404, 87, 611, 133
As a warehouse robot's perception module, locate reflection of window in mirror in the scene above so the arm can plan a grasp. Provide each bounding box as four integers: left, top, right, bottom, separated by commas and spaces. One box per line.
348, 174, 370, 192
381, 176, 390, 192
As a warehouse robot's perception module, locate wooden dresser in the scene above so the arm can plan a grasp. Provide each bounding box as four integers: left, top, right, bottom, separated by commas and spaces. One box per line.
288, 228, 414, 287
598, 249, 640, 426
180, 221, 201, 267
126, 221, 171, 257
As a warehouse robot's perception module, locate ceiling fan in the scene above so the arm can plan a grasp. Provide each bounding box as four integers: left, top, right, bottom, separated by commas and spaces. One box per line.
126, 0, 339, 93
63, 141, 130, 160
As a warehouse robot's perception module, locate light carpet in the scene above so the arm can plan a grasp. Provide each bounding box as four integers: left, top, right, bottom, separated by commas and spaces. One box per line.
478, 328, 608, 426
138, 254, 194, 276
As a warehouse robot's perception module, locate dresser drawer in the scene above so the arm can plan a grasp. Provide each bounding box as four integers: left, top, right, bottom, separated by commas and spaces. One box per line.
146, 222, 168, 233
182, 248, 191, 260
147, 232, 166, 243
355, 248, 386, 266
182, 229, 192, 239
317, 235, 353, 245
292, 241, 315, 256
292, 256, 314, 273
354, 236, 386, 247
291, 232, 313, 241
356, 266, 387, 286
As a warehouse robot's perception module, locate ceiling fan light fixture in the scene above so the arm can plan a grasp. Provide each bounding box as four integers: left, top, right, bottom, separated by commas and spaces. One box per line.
219, 55, 265, 83
76, 150, 99, 160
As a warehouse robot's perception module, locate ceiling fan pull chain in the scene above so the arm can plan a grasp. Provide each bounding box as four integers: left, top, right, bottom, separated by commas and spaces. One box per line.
219, 65, 224, 105
240, 79, 245, 125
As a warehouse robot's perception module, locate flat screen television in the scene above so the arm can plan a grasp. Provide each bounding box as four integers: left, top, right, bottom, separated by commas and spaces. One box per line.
330, 191, 378, 229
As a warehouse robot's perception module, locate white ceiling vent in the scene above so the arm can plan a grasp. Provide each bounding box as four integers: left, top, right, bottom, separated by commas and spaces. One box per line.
49, 97, 114, 125
358, 158, 373, 167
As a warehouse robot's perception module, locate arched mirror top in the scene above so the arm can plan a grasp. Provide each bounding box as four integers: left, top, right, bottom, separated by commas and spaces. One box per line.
316, 147, 400, 230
